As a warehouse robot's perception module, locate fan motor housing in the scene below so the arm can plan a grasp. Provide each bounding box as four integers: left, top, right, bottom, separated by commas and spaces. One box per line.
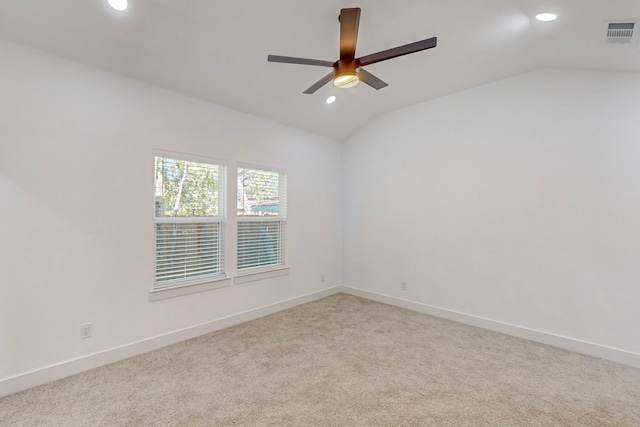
334, 59, 360, 76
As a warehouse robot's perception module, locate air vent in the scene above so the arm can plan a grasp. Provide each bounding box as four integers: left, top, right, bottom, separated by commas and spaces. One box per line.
606, 22, 635, 43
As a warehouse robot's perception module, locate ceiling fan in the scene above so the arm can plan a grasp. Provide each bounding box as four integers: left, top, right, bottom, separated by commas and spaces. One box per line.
267, 7, 437, 94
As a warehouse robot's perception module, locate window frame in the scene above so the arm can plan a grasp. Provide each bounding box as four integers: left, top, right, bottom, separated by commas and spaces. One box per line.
236, 162, 288, 277
151, 149, 229, 298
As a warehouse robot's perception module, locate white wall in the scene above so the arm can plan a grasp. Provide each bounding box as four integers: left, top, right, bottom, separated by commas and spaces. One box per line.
0, 39, 342, 386
343, 69, 640, 356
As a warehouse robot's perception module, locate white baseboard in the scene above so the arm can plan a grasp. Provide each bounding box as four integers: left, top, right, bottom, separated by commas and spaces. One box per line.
337, 285, 640, 369
4, 285, 638, 398
0, 286, 341, 398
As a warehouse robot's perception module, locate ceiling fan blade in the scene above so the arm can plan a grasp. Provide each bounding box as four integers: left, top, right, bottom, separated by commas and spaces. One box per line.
303, 71, 336, 94
357, 37, 437, 67
339, 8, 361, 60
358, 68, 388, 90
268, 55, 334, 67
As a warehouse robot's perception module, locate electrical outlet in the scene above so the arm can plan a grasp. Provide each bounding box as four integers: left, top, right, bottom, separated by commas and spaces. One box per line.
80, 323, 93, 339
401, 281, 408, 291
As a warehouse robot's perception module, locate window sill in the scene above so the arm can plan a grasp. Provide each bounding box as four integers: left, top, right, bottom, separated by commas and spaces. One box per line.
149, 276, 231, 301
235, 266, 289, 285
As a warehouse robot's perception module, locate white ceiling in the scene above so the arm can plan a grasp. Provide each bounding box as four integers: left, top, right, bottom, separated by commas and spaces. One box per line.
1, 0, 639, 140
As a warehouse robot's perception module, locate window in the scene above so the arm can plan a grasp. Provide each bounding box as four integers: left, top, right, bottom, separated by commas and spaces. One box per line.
237, 164, 287, 273
154, 151, 226, 289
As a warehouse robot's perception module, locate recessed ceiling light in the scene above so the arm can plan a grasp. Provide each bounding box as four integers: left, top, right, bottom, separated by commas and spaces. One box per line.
326, 96, 336, 104
108, 0, 128, 11
535, 13, 557, 22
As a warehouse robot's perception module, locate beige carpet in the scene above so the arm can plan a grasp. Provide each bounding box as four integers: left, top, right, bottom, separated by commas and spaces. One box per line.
2, 294, 639, 426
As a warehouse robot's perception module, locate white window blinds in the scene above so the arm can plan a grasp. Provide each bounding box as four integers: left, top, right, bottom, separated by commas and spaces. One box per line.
237, 165, 287, 272
154, 152, 226, 288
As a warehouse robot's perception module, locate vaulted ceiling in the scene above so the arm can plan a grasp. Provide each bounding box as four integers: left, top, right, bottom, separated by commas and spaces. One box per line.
1, 0, 639, 140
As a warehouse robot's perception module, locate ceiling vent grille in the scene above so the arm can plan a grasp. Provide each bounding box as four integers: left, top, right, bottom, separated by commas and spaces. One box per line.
606, 22, 635, 43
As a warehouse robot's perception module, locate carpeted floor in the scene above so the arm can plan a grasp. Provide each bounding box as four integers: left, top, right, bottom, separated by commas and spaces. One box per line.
2, 293, 640, 426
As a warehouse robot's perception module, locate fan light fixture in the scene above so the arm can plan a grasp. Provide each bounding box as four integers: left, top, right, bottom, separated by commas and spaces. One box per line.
108, 0, 128, 11
334, 73, 359, 88
535, 13, 557, 22
267, 8, 438, 94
